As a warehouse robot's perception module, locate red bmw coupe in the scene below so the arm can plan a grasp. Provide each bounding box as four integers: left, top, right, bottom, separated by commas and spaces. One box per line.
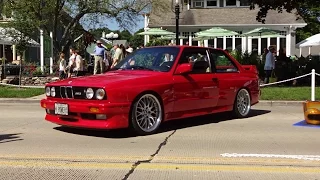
41, 46, 260, 135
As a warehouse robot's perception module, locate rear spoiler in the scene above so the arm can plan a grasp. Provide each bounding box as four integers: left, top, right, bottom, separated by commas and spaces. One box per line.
242, 65, 258, 74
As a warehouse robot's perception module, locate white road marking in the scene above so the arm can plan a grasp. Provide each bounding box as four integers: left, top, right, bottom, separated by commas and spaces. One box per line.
221, 153, 320, 161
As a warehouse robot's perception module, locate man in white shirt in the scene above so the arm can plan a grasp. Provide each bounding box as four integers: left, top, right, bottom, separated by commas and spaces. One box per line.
66, 48, 76, 78
73, 50, 84, 76
264, 46, 276, 84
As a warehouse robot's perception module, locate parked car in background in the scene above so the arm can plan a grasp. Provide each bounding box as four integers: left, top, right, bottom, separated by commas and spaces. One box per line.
40, 46, 260, 135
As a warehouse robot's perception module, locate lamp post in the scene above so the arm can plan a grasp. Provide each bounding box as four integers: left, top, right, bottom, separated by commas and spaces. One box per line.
105, 32, 119, 45
171, 0, 183, 45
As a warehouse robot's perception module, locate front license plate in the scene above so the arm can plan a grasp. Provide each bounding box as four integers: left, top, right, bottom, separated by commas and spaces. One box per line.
55, 103, 69, 115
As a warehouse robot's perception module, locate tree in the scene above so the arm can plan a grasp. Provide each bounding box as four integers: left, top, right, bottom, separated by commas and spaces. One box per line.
119, 30, 132, 40
129, 28, 144, 48
2, 0, 169, 55
249, 0, 320, 41
1, 4, 39, 87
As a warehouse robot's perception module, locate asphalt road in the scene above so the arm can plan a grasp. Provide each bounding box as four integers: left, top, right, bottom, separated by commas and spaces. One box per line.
0, 103, 319, 180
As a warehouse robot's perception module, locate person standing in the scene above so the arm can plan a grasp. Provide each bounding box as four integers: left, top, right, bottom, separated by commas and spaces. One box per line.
111, 44, 123, 68
66, 48, 76, 78
58, 53, 67, 80
264, 46, 276, 84
93, 40, 107, 75
73, 50, 84, 77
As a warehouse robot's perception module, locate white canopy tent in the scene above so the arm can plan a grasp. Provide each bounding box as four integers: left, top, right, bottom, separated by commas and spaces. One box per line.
296, 33, 320, 56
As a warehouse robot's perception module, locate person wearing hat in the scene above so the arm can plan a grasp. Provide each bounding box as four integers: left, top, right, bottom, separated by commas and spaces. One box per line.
93, 40, 107, 75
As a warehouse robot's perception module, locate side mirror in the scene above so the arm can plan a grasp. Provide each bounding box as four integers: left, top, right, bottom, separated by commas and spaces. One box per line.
175, 63, 192, 74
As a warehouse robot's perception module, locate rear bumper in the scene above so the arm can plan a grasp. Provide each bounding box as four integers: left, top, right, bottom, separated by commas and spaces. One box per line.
40, 98, 131, 129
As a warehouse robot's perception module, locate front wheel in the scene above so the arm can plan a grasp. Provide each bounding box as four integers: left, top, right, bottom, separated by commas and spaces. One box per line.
233, 88, 251, 118
131, 94, 163, 135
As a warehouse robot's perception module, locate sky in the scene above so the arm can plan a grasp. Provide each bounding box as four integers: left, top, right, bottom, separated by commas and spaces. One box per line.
81, 15, 145, 34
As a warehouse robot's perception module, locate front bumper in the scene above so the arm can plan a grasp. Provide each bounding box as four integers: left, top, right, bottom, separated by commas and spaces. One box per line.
40, 98, 131, 129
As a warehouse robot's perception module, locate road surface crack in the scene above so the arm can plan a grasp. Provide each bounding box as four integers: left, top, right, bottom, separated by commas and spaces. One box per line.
122, 130, 176, 180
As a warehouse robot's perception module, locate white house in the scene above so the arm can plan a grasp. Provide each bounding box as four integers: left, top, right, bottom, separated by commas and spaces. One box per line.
144, 0, 307, 56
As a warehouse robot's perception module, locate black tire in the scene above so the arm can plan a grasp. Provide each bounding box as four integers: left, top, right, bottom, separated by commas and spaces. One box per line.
233, 88, 251, 118
130, 94, 163, 135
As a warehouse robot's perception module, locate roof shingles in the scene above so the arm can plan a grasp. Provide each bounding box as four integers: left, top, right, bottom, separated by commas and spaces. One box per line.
149, 6, 305, 27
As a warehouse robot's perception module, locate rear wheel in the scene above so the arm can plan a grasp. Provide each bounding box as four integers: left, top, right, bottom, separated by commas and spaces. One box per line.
233, 88, 251, 118
131, 94, 163, 135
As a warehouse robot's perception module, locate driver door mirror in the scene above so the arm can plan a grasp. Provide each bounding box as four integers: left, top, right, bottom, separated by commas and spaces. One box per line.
175, 63, 192, 74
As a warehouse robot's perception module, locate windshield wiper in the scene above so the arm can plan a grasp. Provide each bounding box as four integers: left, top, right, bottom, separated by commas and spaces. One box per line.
126, 66, 155, 71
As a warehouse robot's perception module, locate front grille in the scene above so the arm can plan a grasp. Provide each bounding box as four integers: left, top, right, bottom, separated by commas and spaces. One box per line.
50, 86, 105, 100
52, 86, 86, 99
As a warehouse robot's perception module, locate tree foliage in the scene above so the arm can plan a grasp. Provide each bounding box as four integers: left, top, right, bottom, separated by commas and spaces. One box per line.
249, 0, 320, 41
1, 0, 168, 54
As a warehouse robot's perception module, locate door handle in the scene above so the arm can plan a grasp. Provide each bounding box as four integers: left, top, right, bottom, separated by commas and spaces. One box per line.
212, 78, 218, 82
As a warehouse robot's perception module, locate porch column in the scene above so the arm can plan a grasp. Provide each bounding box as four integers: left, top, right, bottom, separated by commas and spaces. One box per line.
248, 37, 252, 53
232, 35, 236, 51
180, 39, 183, 45
40, 29, 44, 72
267, 37, 271, 49
50, 31, 53, 74
258, 37, 262, 55
204, 40, 209, 47
223, 36, 226, 50
214, 38, 217, 48
276, 37, 280, 56
188, 32, 192, 46
285, 26, 295, 56
198, 41, 201, 46
242, 36, 247, 53
12, 45, 16, 61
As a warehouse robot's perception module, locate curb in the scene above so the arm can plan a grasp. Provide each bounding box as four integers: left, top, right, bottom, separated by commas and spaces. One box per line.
0, 99, 41, 104
0, 83, 45, 88
258, 100, 304, 106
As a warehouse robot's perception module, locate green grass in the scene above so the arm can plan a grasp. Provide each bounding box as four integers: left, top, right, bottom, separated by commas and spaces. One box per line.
261, 86, 320, 101
0, 85, 44, 98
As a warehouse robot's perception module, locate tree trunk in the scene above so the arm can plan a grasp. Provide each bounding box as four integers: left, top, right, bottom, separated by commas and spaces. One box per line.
19, 52, 23, 88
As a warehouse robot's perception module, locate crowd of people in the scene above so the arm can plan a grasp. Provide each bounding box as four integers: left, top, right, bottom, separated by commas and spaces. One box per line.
57, 40, 142, 80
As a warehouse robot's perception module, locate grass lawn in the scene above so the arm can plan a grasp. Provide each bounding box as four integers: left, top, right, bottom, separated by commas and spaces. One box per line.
261, 86, 320, 101
0, 85, 44, 98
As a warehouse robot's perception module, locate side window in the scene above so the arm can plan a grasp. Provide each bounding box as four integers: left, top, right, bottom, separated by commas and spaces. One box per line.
210, 50, 238, 73
178, 48, 212, 74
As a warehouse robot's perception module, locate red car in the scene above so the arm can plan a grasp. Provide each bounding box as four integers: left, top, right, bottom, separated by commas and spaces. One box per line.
40, 46, 260, 135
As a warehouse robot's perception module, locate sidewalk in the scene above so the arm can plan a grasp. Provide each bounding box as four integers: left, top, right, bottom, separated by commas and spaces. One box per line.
0, 94, 305, 106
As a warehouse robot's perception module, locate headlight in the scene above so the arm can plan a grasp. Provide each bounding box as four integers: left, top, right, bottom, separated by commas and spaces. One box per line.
45, 87, 51, 96
86, 88, 94, 99
95, 89, 105, 100
50, 87, 56, 97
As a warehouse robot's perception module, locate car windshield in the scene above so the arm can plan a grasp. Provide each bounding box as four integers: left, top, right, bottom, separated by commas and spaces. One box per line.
111, 47, 180, 72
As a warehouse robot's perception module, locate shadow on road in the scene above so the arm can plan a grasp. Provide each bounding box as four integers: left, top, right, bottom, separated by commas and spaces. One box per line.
0, 133, 23, 144
54, 109, 271, 139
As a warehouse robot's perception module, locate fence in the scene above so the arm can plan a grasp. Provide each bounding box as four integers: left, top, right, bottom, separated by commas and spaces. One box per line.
261, 69, 319, 101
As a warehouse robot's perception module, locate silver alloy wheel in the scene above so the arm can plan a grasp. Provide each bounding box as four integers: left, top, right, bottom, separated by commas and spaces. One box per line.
236, 89, 251, 117
134, 94, 162, 133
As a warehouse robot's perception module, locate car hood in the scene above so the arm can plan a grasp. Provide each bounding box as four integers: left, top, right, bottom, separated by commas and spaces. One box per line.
48, 71, 164, 87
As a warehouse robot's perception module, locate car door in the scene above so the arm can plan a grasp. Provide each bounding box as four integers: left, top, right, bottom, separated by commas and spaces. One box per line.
209, 49, 241, 107
172, 47, 219, 113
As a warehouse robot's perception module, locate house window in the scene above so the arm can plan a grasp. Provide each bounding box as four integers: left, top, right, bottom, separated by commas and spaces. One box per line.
225, 0, 236, 6
240, 0, 250, 6
182, 32, 189, 37
193, 0, 204, 8
207, 0, 217, 6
